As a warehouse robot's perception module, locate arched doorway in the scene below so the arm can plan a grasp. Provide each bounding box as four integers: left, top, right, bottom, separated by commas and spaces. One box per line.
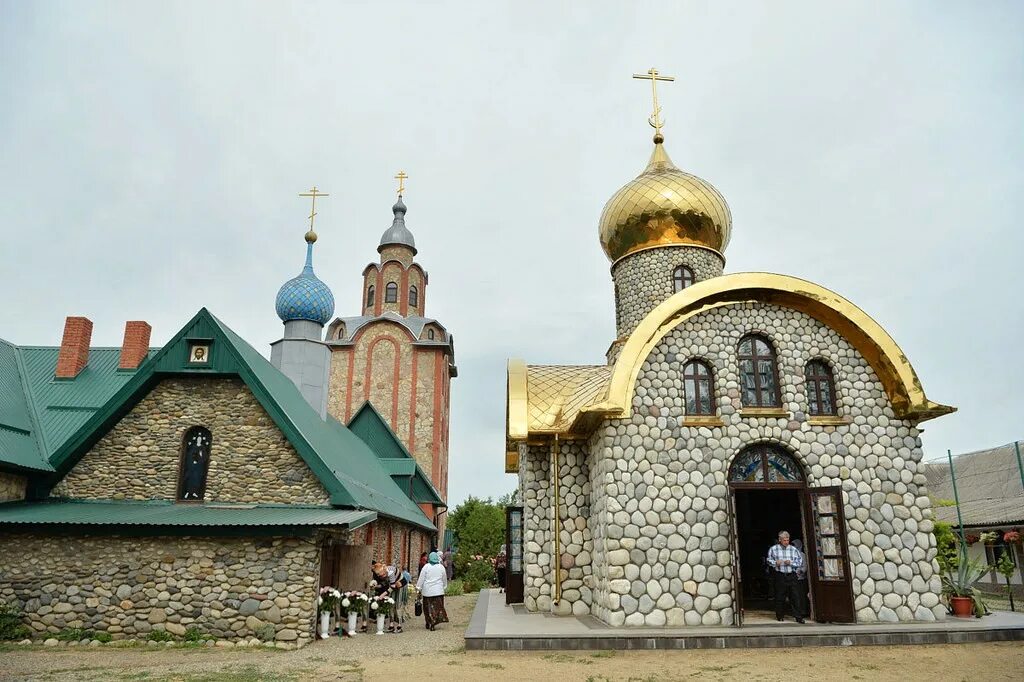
727, 444, 855, 624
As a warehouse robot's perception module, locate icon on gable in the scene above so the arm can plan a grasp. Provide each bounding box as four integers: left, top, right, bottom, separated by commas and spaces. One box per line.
188, 342, 211, 364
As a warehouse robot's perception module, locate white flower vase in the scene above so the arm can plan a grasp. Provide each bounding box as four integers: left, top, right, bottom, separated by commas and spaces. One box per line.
319, 611, 331, 639
347, 611, 358, 636
376, 613, 385, 635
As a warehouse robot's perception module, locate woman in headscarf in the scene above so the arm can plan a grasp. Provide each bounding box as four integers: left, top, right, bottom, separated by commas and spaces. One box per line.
415, 551, 449, 630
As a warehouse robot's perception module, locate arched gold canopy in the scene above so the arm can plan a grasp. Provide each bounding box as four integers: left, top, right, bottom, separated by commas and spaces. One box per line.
507, 273, 954, 445
598, 140, 732, 262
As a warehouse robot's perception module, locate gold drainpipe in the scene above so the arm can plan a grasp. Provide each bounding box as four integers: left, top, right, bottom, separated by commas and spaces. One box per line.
551, 433, 561, 607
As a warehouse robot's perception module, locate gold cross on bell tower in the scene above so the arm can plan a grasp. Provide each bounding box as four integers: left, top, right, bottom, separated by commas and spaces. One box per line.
394, 170, 409, 197
633, 67, 675, 139
299, 186, 329, 242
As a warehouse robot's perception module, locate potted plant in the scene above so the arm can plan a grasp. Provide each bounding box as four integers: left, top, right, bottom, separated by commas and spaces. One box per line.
317, 587, 341, 639
1004, 530, 1021, 545
342, 592, 368, 636
369, 594, 394, 635
941, 555, 989, 617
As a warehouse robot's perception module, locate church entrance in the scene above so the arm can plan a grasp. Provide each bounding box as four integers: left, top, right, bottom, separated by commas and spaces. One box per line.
727, 444, 856, 625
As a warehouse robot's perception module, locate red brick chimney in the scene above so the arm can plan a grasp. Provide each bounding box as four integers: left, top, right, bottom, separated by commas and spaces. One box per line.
119, 321, 152, 370
55, 316, 93, 379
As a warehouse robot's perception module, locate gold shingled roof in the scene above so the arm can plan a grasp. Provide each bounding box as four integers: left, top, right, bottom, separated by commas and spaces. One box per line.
510, 364, 612, 437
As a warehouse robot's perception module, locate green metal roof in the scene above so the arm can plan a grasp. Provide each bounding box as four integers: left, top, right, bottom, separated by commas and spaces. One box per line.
41, 309, 434, 531
348, 402, 444, 506
0, 498, 376, 528
0, 341, 153, 474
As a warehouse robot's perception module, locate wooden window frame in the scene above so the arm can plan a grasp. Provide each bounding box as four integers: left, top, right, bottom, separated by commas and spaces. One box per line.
176, 426, 212, 503
806, 359, 838, 416
682, 359, 715, 416
737, 334, 781, 408
366, 285, 375, 308
385, 282, 398, 303
409, 285, 419, 308
672, 265, 695, 293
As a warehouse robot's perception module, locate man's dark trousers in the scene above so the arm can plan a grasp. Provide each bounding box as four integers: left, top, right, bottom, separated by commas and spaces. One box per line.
774, 571, 803, 619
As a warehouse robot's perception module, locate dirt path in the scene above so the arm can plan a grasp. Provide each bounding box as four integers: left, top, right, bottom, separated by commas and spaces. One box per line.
2, 594, 1021, 681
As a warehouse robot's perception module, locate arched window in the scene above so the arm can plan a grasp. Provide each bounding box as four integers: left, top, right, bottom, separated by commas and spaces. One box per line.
729, 444, 804, 484
673, 265, 695, 293
806, 359, 837, 416
427, 328, 435, 340
738, 334, 780, 407
409, 285, 419, 308
178, 426, 212, 501
385, 282, 398, 303
682, 359, 715, 415
366, 285, 375, 308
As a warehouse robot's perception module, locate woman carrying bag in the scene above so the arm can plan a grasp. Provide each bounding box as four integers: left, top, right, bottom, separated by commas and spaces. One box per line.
415, 551, 449, 630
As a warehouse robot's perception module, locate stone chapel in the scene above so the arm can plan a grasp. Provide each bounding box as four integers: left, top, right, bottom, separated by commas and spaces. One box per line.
505, 86, 955, 627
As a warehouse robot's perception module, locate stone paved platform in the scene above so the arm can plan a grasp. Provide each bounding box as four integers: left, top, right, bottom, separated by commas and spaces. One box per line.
465, 589, 1024, 650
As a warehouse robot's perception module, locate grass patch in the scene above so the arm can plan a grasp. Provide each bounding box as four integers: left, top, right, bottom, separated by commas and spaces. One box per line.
127, 666, 300, 682
543, 653, 592, 664
55, 627, 95, 642
476, 662, 504, 669
591, 650, 616, 658
445, 579, 465, 596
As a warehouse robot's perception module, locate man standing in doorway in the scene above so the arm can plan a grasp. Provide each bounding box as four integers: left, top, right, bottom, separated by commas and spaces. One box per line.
767, 530, 805, 623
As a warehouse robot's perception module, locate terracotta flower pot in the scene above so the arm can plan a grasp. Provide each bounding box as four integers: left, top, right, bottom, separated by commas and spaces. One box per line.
950, 596, 973, 617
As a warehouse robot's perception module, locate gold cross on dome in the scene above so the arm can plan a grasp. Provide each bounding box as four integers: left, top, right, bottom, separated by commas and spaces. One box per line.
299, 186, 329, 231
394, 170, 408, 197
632, 67, 675, 136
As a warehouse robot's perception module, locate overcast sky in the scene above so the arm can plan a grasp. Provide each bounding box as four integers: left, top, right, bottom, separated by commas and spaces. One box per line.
1, 2, 1021, 506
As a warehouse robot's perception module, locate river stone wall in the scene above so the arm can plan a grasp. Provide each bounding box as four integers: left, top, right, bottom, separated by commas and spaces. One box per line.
0, 533, 319, 645
520, 441, 593, 615
589, 301, 943, 626
0, 472, 26, 502
56, 377, 329, 505
611, 245, 725, 342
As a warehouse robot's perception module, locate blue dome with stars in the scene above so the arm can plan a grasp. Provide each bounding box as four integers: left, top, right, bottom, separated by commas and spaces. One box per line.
275, 239, 335, 325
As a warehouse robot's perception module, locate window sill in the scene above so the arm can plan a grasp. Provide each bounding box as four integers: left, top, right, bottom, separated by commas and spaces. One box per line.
807, 416, 851, 426
738, 408, 790, 418
681, 416, 725, 427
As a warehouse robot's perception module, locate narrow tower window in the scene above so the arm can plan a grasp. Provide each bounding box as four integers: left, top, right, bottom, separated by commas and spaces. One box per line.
673, 265, 695, 292
178, 426, 212, 501
806, 359, 837, 415
409, 285, 419, 308
385, 282, 398, 303
682, 359, 715, 415
366, 285, 375, 308
427, 328, 435, 340
738, 334, 781, 407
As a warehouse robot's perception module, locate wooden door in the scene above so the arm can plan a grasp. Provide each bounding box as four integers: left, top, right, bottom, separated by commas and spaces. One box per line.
803, 487, 855, 622
505, 505, 525, 604
319, 543, 339, 589
727, 489, 743, 626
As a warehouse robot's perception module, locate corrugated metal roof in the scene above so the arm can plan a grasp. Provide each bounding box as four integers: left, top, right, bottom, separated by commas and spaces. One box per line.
349, 402, 414, 461
0, 499, 377, 527
0, 340, 45, 471
381, 458, 417, 476
925, 441, 1024, 528
932, 496, 1024, 528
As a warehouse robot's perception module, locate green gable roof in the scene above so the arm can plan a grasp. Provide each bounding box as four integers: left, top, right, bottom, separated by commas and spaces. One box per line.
42, 309, 433, 531
348, 402, 444, 507
0, 340, 152, 474
0, 498, 375, 529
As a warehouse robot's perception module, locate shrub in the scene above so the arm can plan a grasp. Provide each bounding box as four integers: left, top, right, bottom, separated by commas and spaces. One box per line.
183, 627, 213, 643
0, 601, 30, 641
56, 627, 94, 642
147, 629, 174, 642
445, 579, 465, 596
462, 580, 485, 593
94, 632, 112, 643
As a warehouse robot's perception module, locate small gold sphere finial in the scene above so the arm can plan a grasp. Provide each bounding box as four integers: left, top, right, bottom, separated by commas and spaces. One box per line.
653, 132, 664, 144
304, 229, 318, 244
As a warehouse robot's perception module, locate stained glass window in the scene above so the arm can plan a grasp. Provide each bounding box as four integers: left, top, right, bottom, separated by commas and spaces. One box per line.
729, 445, 804, 483
738, 335, 780, 407
178, 426, 212, 501
806, 360, 836, 416
682, 360, 714, 416
673, 265, 695, 292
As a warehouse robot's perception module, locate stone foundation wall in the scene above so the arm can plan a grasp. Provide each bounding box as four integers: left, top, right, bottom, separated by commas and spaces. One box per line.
592, 302, 943, 625
0, 471, 27, 502
0, 533, 319, 645
611, 245, 725, 341
520, 441, 592, 615
56, 377, 329, 505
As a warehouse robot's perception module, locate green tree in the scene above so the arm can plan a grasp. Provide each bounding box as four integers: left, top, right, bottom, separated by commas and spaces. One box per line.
934, 521, 961, 573
448, 495, 506, 558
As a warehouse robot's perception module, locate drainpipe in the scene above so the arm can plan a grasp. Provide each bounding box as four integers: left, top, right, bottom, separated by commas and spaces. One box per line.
551, 434, 561, 607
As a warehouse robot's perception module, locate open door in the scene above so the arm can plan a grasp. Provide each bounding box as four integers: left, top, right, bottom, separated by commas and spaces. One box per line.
505, 505, 524, 604
727, 489, 743, 626
803, 487, 856, 623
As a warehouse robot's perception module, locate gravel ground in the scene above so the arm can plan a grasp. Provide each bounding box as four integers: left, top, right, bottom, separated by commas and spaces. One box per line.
2, 593, 1022, 681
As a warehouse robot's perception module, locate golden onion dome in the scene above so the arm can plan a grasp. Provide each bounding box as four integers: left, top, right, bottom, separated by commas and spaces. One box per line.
599, 137, 732, 262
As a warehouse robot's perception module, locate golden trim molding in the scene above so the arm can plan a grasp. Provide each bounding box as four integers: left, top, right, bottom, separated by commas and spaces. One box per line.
681, 416, 726, 427
807, 415, 852, 427
738, 408, 790, 419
